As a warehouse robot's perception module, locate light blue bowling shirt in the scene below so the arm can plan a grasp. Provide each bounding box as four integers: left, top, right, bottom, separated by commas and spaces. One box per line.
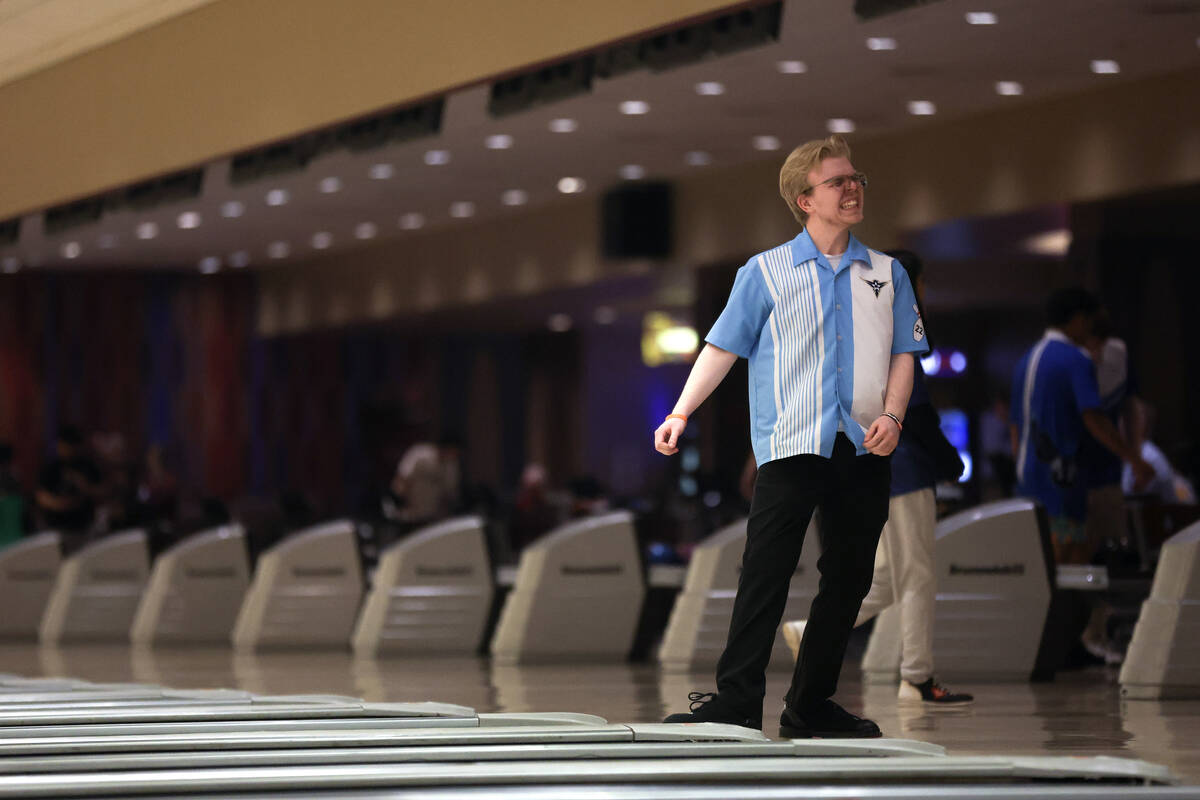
706, 228, 927, 466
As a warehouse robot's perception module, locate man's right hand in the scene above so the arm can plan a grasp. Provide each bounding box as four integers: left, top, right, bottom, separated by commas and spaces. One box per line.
654, 418, 687, 456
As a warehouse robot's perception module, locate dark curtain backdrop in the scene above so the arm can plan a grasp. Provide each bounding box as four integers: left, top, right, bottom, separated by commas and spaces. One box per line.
0, 272, 559, 519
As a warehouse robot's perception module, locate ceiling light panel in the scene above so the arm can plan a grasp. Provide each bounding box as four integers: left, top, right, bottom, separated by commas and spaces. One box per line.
866, 37, 896, 51
965, 12, 997, 25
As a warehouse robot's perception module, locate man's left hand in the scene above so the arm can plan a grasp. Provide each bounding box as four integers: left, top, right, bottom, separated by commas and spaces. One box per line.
864, 415, 901, 456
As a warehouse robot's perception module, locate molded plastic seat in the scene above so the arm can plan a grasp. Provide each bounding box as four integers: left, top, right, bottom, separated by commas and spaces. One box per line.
131, 524, 250, 645
491, 511, 644, 664
658, 517, 820, 671
39, 530, 149, 644
352, 516, 492, 657
0, 532, 61, 639
231, 520, 363, 650
862, 499, 1052, 682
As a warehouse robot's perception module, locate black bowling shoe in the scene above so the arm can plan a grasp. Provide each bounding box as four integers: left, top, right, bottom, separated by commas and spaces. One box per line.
779, 699, 882, 738
663, 691, 762, 730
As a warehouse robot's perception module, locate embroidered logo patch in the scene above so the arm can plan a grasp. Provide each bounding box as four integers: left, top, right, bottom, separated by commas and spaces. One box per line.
861, 277, 889, 297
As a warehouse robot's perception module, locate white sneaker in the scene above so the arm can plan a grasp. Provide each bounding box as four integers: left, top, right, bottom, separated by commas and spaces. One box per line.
782, 620, 807, 662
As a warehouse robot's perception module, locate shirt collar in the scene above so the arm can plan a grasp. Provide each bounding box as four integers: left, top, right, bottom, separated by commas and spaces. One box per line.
1043, 328, 1073, 345
790, 228, 871, 272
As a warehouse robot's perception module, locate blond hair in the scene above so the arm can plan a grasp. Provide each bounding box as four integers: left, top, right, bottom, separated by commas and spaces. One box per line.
778, 135, 852, 225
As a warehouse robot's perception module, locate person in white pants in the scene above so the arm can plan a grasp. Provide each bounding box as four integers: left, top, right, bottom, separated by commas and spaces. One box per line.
783, 250, 973, 706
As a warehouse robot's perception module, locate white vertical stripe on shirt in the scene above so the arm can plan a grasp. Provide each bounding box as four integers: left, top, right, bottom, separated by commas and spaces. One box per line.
767, 247, 794, 455
757, 254, 784, 461
805, 260, 825, 453
776, 246, 804, 456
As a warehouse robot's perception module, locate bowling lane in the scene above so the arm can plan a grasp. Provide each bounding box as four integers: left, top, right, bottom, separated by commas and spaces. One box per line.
2, 643, 1198, 784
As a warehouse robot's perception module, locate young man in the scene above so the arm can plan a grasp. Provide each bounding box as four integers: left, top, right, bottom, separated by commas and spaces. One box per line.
782, 250, 973, 707
654, 135, 926, 738
1009, 289, 1151, 567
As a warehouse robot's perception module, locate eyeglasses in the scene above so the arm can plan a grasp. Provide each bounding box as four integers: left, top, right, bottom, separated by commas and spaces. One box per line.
806, 172, 868, 193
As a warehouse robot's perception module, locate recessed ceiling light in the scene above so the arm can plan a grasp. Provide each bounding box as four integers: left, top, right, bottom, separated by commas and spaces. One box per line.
866, 37, 897, 51
368, 163, 395, 179
220, 200, 245, 218
61, 241, 82, 259
593, 306, 617, 325
827, 118, 856, 133
965, 11, 997, 24
753, 135, 781, 151
1090, 59, 1120, 74
97, 233, 118, 249
995, 81, 1024, 95
177, 211, 201, 229
1, 256, 20, 273
907, 100, 937, 115
619, 100, 650, 115
354, 222, 378, 240
619, 164, 646, 180
485, 134, 514, 149
423, 150, 451, 166
685, 151, 712, 166
265, 188, 289, 206
777, 60, 808, 74
318, 176, 342, 193
399, 212, 425, 230
1024, 229, 1072, 257
557, 177, 586, 194
548, 313, 573, 332
136, 221, 159, 240
449, 202, 475, 218
548, 118, 578, 133
228, 250, 251, 268
198, 256, 221, 273
267, 241, 290, 259
312, 231, 334, 249
501, 189, 528, 206
695, 81, 725, 96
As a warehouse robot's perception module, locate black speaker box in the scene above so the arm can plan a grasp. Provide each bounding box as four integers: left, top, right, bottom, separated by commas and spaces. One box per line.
602, 182, 673, 260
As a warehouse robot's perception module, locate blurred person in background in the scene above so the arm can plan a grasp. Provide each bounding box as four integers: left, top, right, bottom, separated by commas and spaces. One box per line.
35, 425, 104, 548
653, 135, 925, 739
1123, 404, 1197, 505
782, 249, 972, 706
383, 434, 463, 525
1010, 288, 1152, 567
0, 443, 27, 545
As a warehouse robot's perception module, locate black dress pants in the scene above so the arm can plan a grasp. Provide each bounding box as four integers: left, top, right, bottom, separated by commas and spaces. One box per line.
715, 433, 891, 711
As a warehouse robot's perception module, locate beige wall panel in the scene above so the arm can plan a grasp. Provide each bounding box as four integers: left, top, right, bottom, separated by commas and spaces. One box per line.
258, 67, 1200, 336
0, 0, 741, 219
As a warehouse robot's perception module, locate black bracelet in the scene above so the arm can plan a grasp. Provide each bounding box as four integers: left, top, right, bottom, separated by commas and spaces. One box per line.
880, 412, 903, 430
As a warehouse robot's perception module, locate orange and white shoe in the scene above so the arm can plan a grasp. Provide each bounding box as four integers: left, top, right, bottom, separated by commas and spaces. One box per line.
898, 677, 973, 706
781, 620, 806, 662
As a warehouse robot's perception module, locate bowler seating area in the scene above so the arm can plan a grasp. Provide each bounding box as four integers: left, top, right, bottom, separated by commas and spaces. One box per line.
3, 502, 1199, 698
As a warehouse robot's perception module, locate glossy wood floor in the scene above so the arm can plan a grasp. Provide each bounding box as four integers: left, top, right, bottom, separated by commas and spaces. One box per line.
3, 642, 1198, 785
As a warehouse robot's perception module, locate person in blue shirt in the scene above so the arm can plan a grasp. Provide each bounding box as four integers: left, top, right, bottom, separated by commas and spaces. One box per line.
782, 249, 973, 706
1009, 288, 1151, 566
653, 135, 926, 739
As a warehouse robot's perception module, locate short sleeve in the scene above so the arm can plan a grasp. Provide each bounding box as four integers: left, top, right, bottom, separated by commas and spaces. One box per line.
705, 260, 771, 359
1068, 352, 1102, 413
890, 261, 930, 356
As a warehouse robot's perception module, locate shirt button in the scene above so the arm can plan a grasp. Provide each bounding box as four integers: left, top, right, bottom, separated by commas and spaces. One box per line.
836, 304, 842, 310
837, 335, 843, 341
838, 367, 843, 372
